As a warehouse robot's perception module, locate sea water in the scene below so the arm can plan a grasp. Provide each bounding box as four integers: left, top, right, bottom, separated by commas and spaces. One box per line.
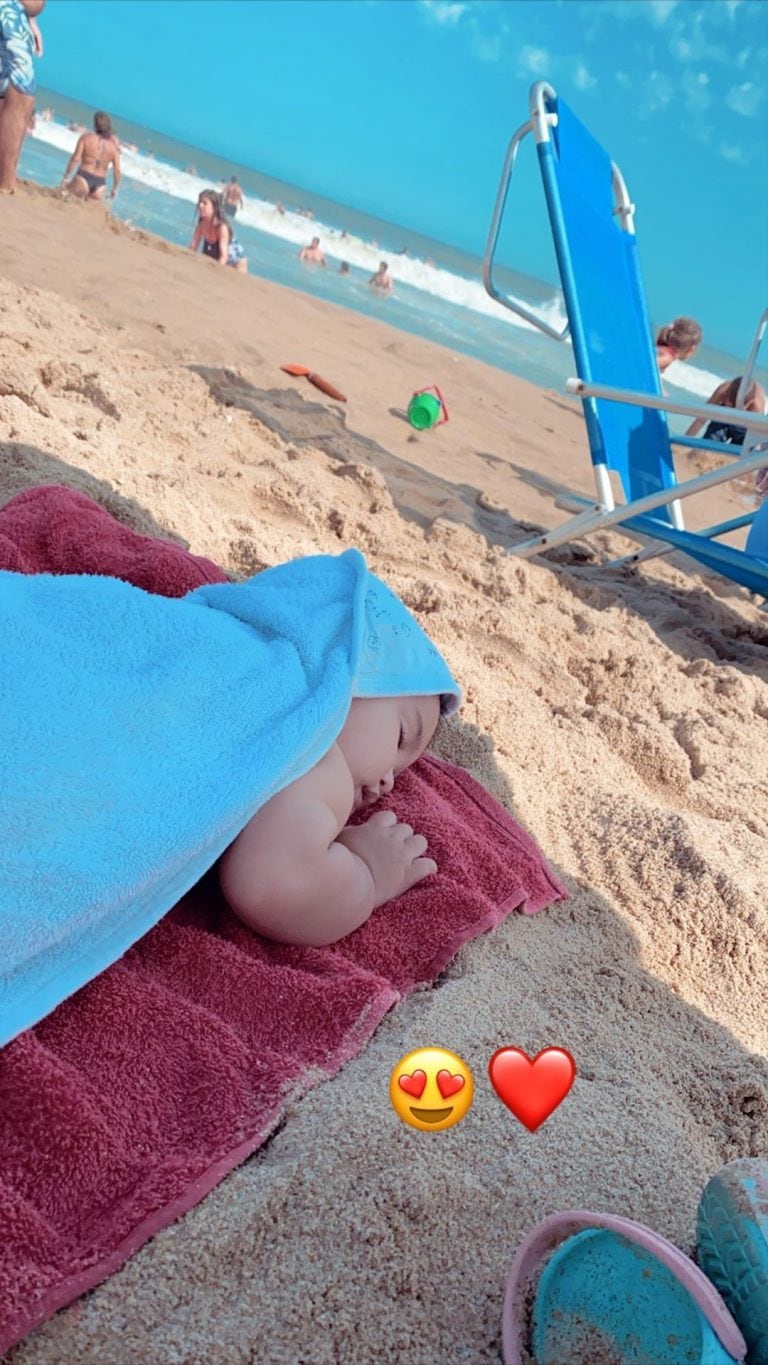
20, 87, 766, 438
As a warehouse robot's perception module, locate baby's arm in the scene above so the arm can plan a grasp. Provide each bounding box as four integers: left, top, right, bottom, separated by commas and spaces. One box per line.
219, 743, 436, 948
219, 744, 376, 948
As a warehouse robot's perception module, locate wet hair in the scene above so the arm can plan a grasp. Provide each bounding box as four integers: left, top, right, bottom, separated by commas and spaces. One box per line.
311, 236, 320, 247
230, 175, 238, 183
340, 261, 350, 272
656, 317, 702, 354
197, 189, 225, 222
379, 261, 388, 271
93, 111, 112, 137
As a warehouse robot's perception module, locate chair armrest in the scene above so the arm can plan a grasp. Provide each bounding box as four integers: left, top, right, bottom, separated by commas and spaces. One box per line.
565, 377, 768, 435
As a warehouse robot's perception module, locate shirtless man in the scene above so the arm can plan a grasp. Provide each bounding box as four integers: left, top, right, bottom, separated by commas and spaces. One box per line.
0, 0, 44, 193
299, 235, 326, 266
222, 174, 243, 219
369, 260, 393, 292
60, 110, 121, 200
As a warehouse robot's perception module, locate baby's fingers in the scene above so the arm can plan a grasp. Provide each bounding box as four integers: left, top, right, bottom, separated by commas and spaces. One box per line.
406, 832, 428, 859
369, 809, 397, 828
408, 856, 438, 886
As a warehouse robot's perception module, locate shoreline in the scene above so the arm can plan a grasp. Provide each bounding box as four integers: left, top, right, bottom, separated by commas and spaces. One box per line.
3, 183, 755, 545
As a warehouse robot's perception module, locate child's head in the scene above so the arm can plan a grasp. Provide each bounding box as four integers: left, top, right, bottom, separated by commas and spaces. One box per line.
337, 694, 441, 810
656, 316, 702, 360
197, 190, 223, 222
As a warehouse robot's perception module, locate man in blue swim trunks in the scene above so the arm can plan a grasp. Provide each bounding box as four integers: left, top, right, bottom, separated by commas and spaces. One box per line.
0, 0, 42, 193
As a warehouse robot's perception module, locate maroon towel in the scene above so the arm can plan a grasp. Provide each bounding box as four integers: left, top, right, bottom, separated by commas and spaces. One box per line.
0, 486, 567, 1353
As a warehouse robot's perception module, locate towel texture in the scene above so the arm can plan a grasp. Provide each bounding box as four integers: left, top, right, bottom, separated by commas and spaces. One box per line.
0, 495, 461, 1047
0, 486, 567, 1353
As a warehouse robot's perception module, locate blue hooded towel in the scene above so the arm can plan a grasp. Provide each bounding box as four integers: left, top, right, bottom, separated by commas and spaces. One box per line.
0, 549, 461, 1047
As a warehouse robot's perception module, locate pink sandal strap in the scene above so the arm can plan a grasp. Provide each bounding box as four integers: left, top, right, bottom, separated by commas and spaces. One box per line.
502, 1210, 747, 1364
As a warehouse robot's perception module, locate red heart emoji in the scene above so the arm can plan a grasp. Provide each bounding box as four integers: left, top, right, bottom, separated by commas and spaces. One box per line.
488, 1047, 576, 1132
398, 1069, 427, 1099
436, 1069, 465, 1100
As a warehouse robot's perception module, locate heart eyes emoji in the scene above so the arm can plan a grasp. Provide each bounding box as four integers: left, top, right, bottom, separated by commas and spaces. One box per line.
390, 1049, 474, 1131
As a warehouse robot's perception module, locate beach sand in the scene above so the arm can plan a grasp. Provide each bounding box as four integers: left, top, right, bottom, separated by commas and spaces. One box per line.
3, 185, 767, 1364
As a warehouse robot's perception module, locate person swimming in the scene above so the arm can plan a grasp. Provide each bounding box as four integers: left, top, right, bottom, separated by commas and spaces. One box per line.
299, 235, 326, 266
369, 261, 393, 292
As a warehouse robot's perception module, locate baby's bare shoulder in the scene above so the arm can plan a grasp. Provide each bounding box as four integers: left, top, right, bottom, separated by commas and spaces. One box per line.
285, 741, 354, 827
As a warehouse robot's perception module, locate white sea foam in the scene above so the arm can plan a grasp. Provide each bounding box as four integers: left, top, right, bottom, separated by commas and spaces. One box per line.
31, 120, 725, 400
665, 360, 723, 400
30, 121, 569, 330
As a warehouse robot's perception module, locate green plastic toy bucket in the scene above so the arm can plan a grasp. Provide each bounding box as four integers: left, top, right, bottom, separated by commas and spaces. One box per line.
407, 392, 442, 430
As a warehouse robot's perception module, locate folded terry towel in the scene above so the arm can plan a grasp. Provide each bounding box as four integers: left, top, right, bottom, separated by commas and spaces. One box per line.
0, 496, 461, 1047
0, 484, 225, 592
0, 486, 567, 1353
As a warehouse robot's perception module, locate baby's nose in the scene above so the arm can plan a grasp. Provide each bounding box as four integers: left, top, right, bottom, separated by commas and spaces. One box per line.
380, 770, 395, 796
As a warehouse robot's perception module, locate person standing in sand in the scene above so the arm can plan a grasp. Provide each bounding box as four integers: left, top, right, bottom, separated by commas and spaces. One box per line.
655, 317, 702, 374
0, 0, 44, 194
60, 110, 121, 200
299, 236, 326, 266
221, 175, 243, 219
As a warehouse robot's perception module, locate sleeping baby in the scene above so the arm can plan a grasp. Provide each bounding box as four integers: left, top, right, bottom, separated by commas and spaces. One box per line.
220, 692, 443, 947
216, 555, 462, 948
2, 545, 461, 1045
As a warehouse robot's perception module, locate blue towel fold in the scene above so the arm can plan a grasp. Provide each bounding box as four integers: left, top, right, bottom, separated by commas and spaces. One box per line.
0, 549, 461, 1046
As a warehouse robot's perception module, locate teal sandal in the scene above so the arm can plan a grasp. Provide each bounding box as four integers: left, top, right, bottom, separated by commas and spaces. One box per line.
697, 1159, 768, 1365
502, 1210, 747, 1364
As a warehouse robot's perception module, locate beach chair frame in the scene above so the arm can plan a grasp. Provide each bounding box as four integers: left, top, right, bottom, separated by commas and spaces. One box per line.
483, 82, 768, 588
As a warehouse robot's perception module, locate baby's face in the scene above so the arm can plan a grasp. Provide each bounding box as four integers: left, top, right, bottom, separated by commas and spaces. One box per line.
337, 695, 441, 812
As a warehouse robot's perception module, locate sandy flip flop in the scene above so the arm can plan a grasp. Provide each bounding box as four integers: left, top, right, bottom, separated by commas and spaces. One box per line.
697, 1159, 768, 1365
502, 1210, 748, 1364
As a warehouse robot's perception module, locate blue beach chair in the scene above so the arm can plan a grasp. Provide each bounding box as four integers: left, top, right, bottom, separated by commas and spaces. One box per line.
483, 82, 768, 595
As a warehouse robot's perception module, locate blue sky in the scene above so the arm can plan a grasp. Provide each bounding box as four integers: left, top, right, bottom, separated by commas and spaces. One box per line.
37, 0, 767, 355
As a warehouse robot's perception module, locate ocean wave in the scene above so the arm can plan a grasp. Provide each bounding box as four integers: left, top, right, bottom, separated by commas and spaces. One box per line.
665, 361, 723, 401
30, 120, 570, 336
31, 120, 726, 401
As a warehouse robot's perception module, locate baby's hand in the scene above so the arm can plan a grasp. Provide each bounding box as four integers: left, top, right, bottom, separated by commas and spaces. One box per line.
336, 810, 436, 909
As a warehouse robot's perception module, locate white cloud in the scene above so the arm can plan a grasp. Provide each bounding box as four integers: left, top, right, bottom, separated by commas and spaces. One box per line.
736, 47, 751, 68
472, 30, 502, 62
720, 141, 747, 163
681, 68, 711, 111
517, 45, 550, 77
723, 0, 743, 15
726, 81, 764, 116
419, 0, 467, 25
638, 69, 675, 116
574, 62, 597, 90
648, 0, 680, 23
616, 71, 632, 88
